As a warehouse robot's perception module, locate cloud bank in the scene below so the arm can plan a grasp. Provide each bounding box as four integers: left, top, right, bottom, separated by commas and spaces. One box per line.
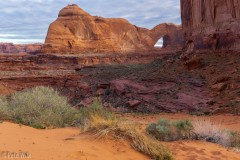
0, 0, 180, 44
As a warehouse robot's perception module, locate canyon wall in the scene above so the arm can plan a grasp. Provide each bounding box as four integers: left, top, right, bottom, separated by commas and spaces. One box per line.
0, 43, 42, 54
181, 0, 240, 52
43, 4, 183, 54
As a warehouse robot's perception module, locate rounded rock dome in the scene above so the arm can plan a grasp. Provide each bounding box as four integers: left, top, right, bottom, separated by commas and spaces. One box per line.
58, 4, 90, 17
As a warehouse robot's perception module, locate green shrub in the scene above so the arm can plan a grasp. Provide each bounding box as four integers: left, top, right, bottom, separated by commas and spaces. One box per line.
147, 118, 193, 141
6, 86, 80, 128
173, 119, 193, 139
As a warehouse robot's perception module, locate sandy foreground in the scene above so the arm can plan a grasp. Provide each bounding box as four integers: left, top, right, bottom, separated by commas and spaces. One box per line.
0, 113, 239, 160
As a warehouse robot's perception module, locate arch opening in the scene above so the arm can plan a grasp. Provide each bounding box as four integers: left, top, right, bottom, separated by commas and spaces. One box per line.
154, 37, 163, 48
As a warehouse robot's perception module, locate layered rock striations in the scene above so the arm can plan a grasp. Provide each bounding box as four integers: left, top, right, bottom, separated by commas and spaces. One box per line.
43, 4, 183, 54
181, 0, 240, 52
0, 43, 42, 54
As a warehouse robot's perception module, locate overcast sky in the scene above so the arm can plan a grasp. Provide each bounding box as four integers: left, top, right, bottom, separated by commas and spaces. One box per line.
0, 0, 181, 44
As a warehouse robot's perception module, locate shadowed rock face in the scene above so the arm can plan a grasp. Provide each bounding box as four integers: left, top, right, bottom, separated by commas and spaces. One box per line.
181, 0, 240, 52
43, 4, 183, 54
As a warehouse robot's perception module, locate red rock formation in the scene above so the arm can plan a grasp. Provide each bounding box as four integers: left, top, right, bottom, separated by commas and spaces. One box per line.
181, 0, 240, 52
151, 23, 184, 49
0, 43, 18, 54
15, 44, 43, 54
0, 43, 42, 54
43, 4, 183, 54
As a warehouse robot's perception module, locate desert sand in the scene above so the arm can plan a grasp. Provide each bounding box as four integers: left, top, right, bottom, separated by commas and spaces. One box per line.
0, 122, 148, 160
0, 113, 239, 160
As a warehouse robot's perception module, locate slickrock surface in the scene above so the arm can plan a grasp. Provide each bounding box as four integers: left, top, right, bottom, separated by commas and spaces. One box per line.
43, 4, 183, 54
181, 0, 240, 52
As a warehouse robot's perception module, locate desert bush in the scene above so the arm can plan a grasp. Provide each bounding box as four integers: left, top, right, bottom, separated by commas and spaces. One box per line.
147, 118, 193, 141
0, 96, 9, 119
6, 86, 80, 128
81, 103, 172, 160
192, 118, 231, 147
230, 131, 240, 149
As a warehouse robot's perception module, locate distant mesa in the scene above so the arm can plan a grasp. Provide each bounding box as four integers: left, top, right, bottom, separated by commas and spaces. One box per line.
42, 4, 183, 54
0, 43, 42, 54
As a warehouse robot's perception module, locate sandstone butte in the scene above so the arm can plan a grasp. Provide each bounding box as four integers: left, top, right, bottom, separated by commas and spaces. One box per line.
42, 4, 183, 54
181, 0, 240, 52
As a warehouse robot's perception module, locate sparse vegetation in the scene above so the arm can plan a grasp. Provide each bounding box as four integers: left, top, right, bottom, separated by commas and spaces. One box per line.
0, 93, 173, 160
193, 118, 240, 150
0, 96, 9, 119
192, 118, 231, 146
230, 131, 240, 149
147, 117, 240, 152
0, 86, 81, 129
1, 86, 239, 159
147, 118, 193, 141
79, 99, 113, 129
80, 101, 173, 160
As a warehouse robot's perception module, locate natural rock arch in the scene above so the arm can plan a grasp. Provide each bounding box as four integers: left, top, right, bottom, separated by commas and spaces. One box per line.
43, 4, 184, 54
149, 23, 184, 50
154, 37, 163, 48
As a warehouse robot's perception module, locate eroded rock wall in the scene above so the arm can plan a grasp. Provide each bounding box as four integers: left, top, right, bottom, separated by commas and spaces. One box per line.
181, 0, 240, 52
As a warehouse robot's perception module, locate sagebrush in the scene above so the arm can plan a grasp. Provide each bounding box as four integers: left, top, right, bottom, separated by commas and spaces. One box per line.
0, 86, 80, 128
147, 118, 193, 141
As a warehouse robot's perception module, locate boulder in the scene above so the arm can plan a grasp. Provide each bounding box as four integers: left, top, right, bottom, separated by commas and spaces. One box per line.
127, 100, 141, 108
211, 83, 226, 92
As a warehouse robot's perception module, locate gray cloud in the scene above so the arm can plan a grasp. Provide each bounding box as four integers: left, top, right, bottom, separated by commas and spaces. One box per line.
0, 0, 180, 44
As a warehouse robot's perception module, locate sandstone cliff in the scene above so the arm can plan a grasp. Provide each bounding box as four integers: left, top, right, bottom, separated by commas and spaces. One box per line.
43, 4, 183, 54
181, 0, 240, 52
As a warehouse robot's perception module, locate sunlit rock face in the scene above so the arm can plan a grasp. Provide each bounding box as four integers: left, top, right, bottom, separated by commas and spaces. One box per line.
43, 4, 183, 54
181, 0, 240, 52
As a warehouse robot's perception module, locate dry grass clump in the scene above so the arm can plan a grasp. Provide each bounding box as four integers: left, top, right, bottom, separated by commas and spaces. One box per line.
0, 86, 80, 128
192, 118, 231, 146
81, 101, 173, 160
193, 118, 240, 150
146, 118, 193, 141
